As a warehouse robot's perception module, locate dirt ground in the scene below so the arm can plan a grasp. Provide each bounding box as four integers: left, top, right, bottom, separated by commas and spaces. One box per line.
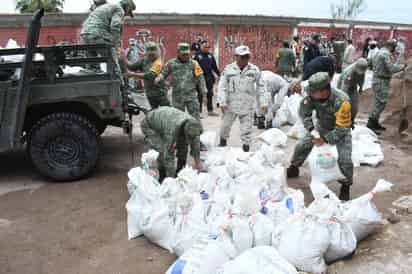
1, 82, 412, 274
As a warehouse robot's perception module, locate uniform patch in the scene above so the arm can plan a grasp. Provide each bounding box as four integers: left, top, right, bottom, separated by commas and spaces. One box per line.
193, 60, 204, 77
335, 101, 352, 127
150, 59, 163, 75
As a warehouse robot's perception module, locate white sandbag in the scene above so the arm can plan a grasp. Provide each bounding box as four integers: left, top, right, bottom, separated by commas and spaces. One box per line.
285, 93, 303, 125
251, 144, 286, 166
340, 179, 393, 241
257, 128, 288, 147
272, 102, 289, 128
200, 131, 218, 150
275, 214, 330, 274
250, 213, 275, 246
308, 144, 345, 185
287, 119, 307, 140
362, 70, 373, 91
351, 126, 383, 167
217, 246, 298, 274
166, 236, 237, 274
126, 190, 145, 239
325, 219, 357, 263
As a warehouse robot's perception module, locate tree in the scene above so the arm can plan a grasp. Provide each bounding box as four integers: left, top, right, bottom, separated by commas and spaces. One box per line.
330, 0, 366, 20
16, 0, 65, 13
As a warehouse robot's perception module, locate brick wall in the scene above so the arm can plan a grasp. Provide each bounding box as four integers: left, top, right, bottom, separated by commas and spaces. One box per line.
0, 13, 411, 70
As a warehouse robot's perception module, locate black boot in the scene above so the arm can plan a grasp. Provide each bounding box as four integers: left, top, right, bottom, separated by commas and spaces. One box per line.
257, 116, 266, 129
339, 185, 351, 201
366, 119, 382, 135
242, 144, 250, 152
253, 113, 258, 126
287, 165, 300, 178
158, 167, 166, 183
219, 138, 227, 147
266, 119, 273, 129
376, 122, 386, 131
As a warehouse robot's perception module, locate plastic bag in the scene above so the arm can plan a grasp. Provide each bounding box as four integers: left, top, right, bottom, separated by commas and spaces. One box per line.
351, 126, 383, 167
200, 131, 218, 150
308, 144, 345, 184
217, 246, 298, 274
257, 128, 288, 147
250, 213, 275, 247
325, 219, 357, 263
166, 236, 237, 274
285, 93, 303, 125
287, 119, 307, 140
251, 144, 286, 166
340, 179, 393, 241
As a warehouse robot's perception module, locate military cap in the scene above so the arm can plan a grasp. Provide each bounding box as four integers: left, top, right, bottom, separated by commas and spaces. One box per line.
288, 78, 301, 91
184, 119, 202, 139
386, 39, 397, 49
234, 45, 251, 56
308, 72, 331, 93
177, 43, 191, 54
145, 41, 158, 54
355, 58, 368, 74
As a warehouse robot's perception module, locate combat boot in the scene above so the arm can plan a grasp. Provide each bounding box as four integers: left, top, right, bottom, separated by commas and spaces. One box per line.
253, 113, 258, 126
257, 116, 266, 129
266, 119, 273, 129
339, 185, 351, 201
242, 144, 250, 152
376, 123, 386, 131
366, 119, 382, 135
287, 165, 300, 178
219, 138, 227, 147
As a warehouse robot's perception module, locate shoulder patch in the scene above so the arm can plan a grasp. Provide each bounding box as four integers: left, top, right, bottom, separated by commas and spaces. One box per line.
193, 60, 204, 77
335, 101, 352, 127
150, 59, 163, 75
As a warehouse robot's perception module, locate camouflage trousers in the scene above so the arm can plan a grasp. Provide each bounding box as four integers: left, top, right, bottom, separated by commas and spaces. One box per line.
220, 111, 253, 145
291, 131, 354, 181
147, 92, 170, 109
172, 96, 201, 121
345, 89, 359, 124
141, 118, 188, 178
369, 78, 391, 122
80, 34, 124, 86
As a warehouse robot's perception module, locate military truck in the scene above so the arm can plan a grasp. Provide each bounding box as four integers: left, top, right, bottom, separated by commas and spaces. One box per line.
0, 9, 142, 181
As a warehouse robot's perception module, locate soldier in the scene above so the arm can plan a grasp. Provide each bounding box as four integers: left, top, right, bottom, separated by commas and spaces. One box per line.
141, 106, 203, 182
125, 38, 139, 92
337, 58, 368, 126
123, 42, 170, 109
156, 43, 207, 121
276, 41, 296, 78
80, 0, 136, 82
287, 72, 354, 201
217, 45, 268, 152
302, 55, 335, 81
367, 39, 404, 133
256, 71, 296, 129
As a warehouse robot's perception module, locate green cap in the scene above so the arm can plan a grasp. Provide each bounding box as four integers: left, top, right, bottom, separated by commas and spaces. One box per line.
145, 41, 158, 54
355, 58, 368, 74
288, 78, 301, 91
177, 43, 191, 54
120, 0, 136, 17
184, 119, 202, 139
308, 72, 331, 93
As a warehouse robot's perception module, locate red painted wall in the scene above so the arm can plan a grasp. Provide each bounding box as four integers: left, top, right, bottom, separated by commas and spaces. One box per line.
1, 22, 410, 70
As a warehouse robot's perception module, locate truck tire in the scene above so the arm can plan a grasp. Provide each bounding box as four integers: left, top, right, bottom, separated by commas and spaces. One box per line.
28, 112, 99, 182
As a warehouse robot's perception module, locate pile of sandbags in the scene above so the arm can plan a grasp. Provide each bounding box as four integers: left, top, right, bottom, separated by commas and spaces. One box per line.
125, 129, 393, 274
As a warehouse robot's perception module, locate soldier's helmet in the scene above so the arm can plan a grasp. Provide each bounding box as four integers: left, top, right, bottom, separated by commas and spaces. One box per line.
177, 43, 191, 54
355, 58, 368, 74
386, 39, 398, 49
308, 72, 331, 94
145, 42, 158, 55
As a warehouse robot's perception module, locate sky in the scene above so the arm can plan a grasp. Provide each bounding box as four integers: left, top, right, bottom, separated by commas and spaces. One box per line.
2, 0, 412, 24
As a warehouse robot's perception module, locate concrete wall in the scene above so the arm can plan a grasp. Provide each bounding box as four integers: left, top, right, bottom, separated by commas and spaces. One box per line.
0, 13, 411, 69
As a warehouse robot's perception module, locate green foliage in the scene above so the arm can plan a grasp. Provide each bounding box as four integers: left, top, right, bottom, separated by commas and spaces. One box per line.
330, 0, 367, 20
16, 0, 65, 13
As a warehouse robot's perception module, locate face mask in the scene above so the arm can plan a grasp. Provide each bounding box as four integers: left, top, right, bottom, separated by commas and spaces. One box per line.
312, 97, 329, 104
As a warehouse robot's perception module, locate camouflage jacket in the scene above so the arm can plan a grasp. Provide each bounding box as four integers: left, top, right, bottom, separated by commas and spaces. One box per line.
130, 57, 168, 97
80, 3, 125, 47
159, 58, 207, 101
372, 48, 403, 79
145, 106, 201, 158
337, 64, 365, 93
300, 88, 352, 145
276, 48, 295, 73
217, 62, 267, 115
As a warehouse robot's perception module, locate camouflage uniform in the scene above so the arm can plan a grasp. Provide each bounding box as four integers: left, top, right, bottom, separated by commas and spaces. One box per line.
337, 59, 367, 124
129, 43, 170, 109
80, 1, 135, 84
369, 46, 403, 123
218, 62, 267, 146
141, 106, 202, 179
126, 39, 139, 92
291, 72, 354, 183
159, 44, 207, 121
276, 47, 295, 77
